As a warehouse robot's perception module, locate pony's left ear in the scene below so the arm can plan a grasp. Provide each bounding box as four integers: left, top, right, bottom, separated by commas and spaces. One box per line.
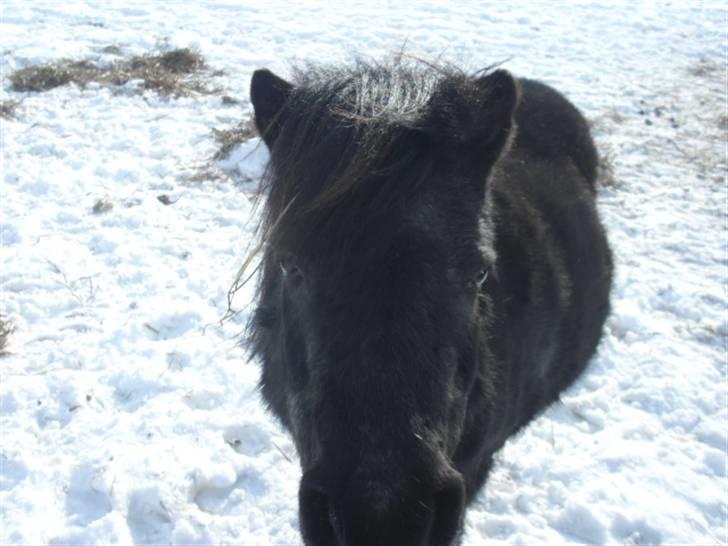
470, 69, 519, 149
425, 69, 519, 160
250, 69, 293, 149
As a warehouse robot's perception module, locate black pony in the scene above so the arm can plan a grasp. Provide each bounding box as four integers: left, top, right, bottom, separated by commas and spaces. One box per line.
247, 58, 612, 546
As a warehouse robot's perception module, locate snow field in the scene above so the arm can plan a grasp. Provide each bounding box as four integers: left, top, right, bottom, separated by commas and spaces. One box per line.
1, 1, 726, 544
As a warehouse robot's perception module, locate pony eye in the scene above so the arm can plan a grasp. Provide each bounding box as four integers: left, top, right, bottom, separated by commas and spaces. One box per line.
475, 269, 489, 288
280, 256, 304, 284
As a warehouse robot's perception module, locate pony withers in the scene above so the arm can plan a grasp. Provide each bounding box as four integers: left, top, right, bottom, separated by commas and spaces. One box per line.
247, 58, 612, 546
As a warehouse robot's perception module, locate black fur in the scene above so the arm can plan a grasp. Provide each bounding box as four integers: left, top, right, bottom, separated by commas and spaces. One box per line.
248, 57, 612, 546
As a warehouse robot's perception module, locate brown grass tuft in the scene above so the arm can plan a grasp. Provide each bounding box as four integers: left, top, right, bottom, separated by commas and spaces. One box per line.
0, 315, 14, 355
183, 165, 233, 185
597, 149, 621, 190
9, 48, 216, 97
92, 198, 114, 214
212, 114, 258, 159
0, 99, 20, 119
155, 48, 205, 74
10, 63, 76, 92
688, 59, 719, 78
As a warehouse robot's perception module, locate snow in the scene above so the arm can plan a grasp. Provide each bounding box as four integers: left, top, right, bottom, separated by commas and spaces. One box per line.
1, 1, 726, 545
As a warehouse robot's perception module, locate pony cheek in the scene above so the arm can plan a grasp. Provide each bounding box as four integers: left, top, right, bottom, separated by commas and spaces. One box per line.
288, 402, 321, 470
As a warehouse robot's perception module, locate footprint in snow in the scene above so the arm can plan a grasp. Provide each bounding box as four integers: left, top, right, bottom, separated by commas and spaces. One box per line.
127, 487, 173, 545
553, 503, 607, 545
64, 464, 113, 527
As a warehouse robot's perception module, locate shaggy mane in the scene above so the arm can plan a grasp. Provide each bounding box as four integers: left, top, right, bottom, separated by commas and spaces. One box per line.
259, 57, 493, 246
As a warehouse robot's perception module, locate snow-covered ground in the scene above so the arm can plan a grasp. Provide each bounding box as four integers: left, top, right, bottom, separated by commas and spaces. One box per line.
1, 1, 725, 545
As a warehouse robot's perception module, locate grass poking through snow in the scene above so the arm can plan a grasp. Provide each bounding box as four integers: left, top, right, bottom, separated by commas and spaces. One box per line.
0, 99, 20, 119
597, 148, 621, 190
9, 48, 217, 97
0, 316, 14, 356
212, 115, 257, 159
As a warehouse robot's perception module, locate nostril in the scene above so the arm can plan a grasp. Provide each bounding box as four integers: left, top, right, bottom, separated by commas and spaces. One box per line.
299, 477, 338, 546
428, 478, 465, 546
300, 469, 465, 546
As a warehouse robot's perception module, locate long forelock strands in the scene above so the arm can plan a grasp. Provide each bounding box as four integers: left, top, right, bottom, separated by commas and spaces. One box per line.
294, 60, 442, 128
259, 58, 478, 248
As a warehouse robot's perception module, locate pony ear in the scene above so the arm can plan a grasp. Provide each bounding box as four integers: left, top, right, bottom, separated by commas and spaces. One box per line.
471, 69, 518, 147
250, 69, 293, 149
425, 69, 518, 159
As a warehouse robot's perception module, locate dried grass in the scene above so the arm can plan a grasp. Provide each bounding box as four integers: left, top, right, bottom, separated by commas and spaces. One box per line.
0, 99, 20, 119
10, 48, 217, 97
212, 115, 258, 159
597, 148, 621, 190
92, 199, 114, 214
0, 315, 14, 355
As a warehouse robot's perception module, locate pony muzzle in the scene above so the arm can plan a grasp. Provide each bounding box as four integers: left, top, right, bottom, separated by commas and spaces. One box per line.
298, 464, 465, 546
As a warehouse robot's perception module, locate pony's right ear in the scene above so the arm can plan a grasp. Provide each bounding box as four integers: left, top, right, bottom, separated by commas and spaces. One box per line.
250, 69, 293, 149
